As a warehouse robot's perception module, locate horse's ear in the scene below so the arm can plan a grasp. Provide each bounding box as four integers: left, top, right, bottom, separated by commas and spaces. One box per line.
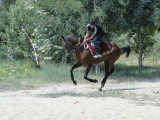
61, 35, 66, 42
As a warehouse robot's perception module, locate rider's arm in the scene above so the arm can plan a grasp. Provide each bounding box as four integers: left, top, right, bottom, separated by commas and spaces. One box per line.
85, 31, 90, 38
84, 30, 90, 43
87, 35, 95, 41
84, 26, 97, 42
84, 34, 95, 43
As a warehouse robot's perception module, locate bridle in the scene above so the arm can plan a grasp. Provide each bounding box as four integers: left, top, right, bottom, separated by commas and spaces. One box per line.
64, 37, 85, 56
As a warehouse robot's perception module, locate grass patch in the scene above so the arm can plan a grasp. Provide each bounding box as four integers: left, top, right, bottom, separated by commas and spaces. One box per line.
98, 53, 160, 79
0, 59, 87, 91
0, 53, 160, 91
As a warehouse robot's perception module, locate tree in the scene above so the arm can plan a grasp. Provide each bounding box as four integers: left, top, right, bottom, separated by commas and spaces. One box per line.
1, 0, 160, 66
0, 0, 89, 62
124, 0, 160, 73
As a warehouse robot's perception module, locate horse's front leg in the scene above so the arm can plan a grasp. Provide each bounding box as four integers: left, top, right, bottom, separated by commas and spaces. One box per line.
70, 62, 82, 85
84, 64, 98, 83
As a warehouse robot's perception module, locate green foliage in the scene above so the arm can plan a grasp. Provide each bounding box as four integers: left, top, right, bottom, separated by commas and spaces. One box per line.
124, 0, 160, 65
0, 0, 90, 62
112, 33, 133, 47
33, 0, 87, 62
153, 32, 160, 50
0, 0, 160, 64
89, 0, 128, 40
0, 0, 16, 10
0, 59, 33, 80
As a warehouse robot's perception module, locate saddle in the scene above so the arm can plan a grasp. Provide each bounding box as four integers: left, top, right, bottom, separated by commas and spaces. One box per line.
87, 41, 112, 55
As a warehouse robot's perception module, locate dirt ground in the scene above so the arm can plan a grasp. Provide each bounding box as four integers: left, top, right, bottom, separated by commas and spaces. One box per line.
0, 78, 160, 120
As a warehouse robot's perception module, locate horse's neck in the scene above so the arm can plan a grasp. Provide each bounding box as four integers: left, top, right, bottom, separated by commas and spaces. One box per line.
67, 36, 79, 47
71, 40, 78, 46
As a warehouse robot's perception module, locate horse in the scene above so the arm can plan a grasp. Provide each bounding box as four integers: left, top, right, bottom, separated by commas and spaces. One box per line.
61, 35, 131, 91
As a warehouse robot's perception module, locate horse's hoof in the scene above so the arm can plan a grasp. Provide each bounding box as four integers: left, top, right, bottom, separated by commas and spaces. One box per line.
93, 79, 98, 83
99, 88, 102, 91
73, 81, 77, 85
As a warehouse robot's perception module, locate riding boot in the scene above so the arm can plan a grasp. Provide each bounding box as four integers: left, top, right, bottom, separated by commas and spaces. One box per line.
93, 41, 102, 59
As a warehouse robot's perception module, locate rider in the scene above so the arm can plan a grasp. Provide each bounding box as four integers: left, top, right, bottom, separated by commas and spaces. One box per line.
84, 20, 105, 59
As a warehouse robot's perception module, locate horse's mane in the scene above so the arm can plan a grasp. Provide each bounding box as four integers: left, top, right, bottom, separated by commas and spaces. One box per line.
64, 35, 79, 40
64, 35, 84, 43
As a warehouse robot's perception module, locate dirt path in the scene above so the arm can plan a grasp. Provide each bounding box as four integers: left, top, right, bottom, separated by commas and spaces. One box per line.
0, 79, 160, 120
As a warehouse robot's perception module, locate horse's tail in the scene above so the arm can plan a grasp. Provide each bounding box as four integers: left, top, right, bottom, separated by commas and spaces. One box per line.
121, 46, 131, 58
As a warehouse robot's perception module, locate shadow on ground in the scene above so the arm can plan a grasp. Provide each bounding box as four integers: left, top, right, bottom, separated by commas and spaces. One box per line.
36, 87, 141, 98
36, 86, 160, 106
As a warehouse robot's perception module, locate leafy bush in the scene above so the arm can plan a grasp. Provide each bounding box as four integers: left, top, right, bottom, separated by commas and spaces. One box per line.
0, 0, 159, 64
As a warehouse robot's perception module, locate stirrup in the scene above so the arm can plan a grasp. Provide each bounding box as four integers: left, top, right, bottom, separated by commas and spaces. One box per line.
94, 54, 102, 59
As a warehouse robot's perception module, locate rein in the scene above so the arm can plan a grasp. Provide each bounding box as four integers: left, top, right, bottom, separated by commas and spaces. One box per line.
68, 42, 85, 56
69, 43, 85, 56
64, 36, 86, 56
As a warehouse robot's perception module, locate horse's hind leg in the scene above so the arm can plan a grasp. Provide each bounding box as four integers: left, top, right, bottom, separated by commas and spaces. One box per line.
99, 59, 110, 91
99, 59, 114, 91
70, 62, 82, 85
84, 65, 98, 83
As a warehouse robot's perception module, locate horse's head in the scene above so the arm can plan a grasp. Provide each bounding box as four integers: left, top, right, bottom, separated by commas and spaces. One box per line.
61, 36, 76, 57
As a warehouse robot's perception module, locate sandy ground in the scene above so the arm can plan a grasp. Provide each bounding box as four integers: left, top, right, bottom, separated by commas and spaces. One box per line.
0, 79, 160, 120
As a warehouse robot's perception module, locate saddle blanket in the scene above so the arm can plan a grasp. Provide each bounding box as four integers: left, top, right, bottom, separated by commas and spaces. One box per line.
88, 41, 111, 55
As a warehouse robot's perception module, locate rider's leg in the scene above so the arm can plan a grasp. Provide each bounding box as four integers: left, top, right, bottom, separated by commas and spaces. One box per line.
92, 37, 100, 54
92, 35, 103, 58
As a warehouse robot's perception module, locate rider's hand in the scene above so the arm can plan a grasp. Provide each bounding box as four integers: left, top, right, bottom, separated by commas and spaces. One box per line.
84, 39, 88, 43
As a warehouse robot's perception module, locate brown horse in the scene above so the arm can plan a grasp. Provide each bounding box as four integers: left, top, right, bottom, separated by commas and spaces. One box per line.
61, 35, 131, 91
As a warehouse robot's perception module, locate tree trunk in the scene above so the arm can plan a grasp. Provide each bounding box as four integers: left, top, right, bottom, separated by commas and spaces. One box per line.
138, 24, 142, 74
95, 64, 99, 76
62, 55, 67, 65
156, 52, 157, 67
153, 50, 154, 65
141, 53, 143, 68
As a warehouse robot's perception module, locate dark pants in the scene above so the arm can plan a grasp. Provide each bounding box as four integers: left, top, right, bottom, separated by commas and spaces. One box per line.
92, 34, 104, 55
